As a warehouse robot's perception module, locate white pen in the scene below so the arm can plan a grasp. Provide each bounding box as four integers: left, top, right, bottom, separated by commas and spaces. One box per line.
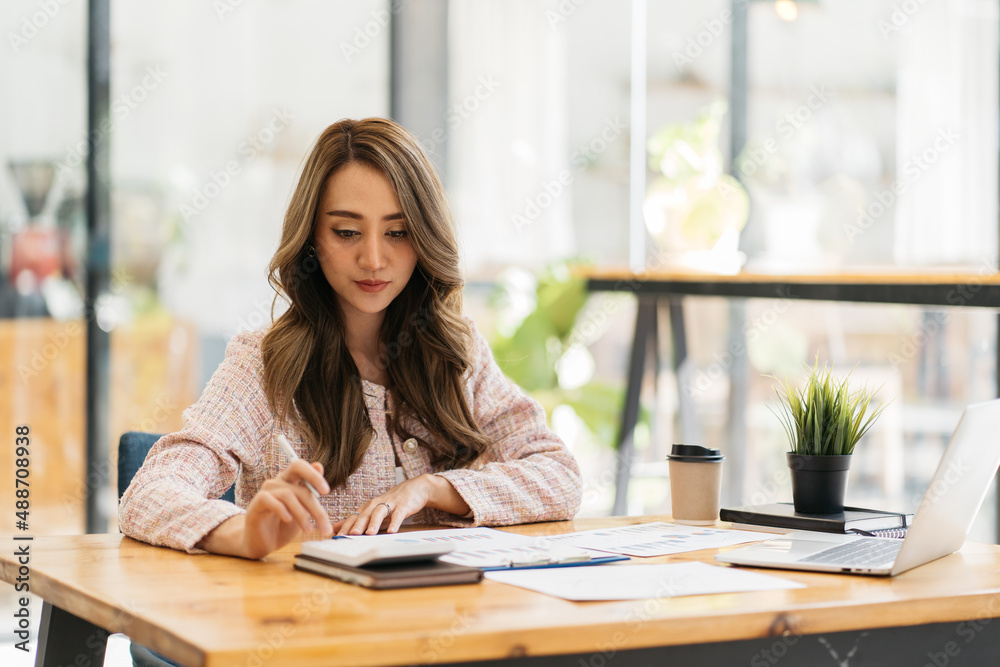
276, 434, 322, 498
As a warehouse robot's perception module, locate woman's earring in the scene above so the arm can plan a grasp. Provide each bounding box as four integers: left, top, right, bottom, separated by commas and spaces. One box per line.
305, 245, 316, 258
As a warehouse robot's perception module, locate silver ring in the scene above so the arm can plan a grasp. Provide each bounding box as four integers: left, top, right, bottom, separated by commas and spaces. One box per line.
349, 512, 360, 517
377, 502, 392, 513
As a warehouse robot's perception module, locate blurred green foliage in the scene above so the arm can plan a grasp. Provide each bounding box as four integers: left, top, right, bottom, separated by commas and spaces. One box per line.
489, 263, 587, 392
488, 262, 640, 449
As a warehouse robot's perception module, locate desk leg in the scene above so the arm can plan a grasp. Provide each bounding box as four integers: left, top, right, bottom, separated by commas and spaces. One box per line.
613, 297, 658, 516
35, 600, 108, 667
995, 313, 1000, 541
725, 302, 748, 506
668, 297, 701, 444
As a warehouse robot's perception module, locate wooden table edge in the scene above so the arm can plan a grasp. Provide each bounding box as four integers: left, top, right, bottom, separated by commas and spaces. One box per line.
4, 528, 1000, 667
577, 267, 1000, 286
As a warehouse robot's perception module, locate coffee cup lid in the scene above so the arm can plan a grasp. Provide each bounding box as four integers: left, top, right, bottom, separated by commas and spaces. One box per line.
666, 444, 725, 463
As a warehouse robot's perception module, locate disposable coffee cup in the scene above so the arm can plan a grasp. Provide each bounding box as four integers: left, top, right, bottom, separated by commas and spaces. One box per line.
667, 444, 725, 526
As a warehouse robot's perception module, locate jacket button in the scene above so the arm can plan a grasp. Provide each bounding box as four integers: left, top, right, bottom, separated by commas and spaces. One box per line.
403, 438, 418, 453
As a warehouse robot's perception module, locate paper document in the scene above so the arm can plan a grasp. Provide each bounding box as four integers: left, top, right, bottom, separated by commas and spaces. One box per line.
485, 561, 805, 601
332, 527, 601, 569
546, 521, 771, 557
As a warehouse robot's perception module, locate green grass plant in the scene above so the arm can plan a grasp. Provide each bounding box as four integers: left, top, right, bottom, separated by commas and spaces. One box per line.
770, 360, 888, 456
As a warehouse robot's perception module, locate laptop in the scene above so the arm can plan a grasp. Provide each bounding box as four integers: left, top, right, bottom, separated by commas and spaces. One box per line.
716, 398, 1000, 576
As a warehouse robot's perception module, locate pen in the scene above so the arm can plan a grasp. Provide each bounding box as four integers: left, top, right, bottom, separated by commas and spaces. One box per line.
276, 434, 321, 498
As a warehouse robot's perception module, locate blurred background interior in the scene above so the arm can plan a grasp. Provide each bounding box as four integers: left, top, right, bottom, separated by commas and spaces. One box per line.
2, 2, 999, 658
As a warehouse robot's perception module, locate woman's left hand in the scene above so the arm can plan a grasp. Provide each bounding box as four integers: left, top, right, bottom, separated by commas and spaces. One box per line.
332, 473, 470, 535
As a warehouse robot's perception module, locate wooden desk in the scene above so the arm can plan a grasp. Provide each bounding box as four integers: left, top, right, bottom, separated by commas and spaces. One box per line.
4, 516, 1000, 667
584, 267, 1000, 306
583, 268, 1000, 516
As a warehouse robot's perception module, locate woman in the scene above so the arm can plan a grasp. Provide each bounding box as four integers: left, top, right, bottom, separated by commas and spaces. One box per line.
119, 117, 583, 559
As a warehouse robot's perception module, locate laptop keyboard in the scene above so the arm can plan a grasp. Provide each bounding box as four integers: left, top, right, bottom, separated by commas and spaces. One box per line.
799, 538, 903, 566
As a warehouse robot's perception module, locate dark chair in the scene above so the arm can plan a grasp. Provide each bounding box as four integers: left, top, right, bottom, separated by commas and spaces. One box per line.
117, 431, 236, 667
118, 431, 236, 502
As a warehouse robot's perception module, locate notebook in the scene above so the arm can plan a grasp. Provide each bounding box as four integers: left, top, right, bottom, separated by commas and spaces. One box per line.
716, 398, 1000, 576
293, 554, 483, 589
721, 503, 913, 537
299, 536, 452, 567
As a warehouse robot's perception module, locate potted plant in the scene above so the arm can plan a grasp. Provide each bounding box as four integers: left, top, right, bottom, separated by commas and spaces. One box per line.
771, 360, 888, 514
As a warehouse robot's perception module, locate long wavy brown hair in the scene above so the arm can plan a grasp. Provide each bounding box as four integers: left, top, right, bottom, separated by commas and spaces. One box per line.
261, 118, 491, 490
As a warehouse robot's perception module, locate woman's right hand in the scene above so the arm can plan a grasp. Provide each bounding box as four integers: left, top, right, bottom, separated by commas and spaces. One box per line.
198, 459, 333, 559
242, 459, 333, 558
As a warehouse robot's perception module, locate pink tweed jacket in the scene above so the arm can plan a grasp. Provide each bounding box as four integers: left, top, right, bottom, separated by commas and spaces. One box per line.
118, 319, 583, 553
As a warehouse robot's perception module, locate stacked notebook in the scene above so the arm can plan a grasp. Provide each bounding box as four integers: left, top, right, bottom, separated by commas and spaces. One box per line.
720, 503, 913, 538
293, 538, 482, 589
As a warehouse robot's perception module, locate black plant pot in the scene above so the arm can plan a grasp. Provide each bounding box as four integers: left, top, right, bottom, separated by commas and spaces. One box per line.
786, 453, 852, 514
